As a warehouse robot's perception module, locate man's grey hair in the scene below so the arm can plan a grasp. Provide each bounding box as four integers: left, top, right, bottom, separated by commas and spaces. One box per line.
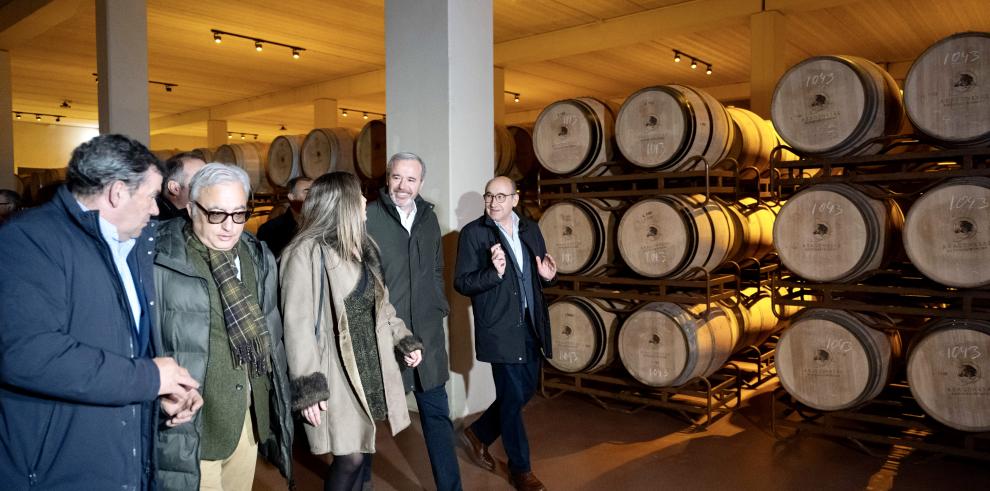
188, 163, 251, 203
65, 134, 163, 197
386, 152, 426, 180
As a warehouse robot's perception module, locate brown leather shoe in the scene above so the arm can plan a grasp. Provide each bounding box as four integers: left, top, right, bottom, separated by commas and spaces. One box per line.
510, 471, 547, 491
460, 426, 496, 472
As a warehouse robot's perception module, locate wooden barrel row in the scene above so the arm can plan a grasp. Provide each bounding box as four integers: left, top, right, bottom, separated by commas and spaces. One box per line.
539, 197, 779, 278
547, 288, 795, 383
776, 310, 990, 432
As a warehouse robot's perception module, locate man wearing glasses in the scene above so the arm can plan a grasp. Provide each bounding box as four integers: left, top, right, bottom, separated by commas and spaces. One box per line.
454, 176, 557, 491
152, 163, 293, 490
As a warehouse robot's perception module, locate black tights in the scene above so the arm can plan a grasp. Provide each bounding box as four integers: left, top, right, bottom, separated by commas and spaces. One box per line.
325, 452, 372, 491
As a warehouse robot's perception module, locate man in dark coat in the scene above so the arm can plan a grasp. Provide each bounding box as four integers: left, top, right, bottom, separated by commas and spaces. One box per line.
0, 134, 202, 491
454, 176, 557, 491
156, 150, 206, 221
366, 152, 461, 490
257, 176, 312, 257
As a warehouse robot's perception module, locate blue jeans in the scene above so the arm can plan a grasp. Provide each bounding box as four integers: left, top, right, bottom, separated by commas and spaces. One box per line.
415, 384, 463, 491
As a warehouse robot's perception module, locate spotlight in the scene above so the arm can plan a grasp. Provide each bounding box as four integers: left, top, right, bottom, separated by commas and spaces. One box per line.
240, 133, 245, 140
292, 49, 300, 59
279, 124, 286, 131
706, 65, 712, 75
341, 109, 348, 117
254, 134, 258, 140
15, 113, 21, 119
255, 41, 263, 52
213, 32, 222, 44
690, 59, 697, 69
363, 112, 369, 120
514, 94, 520, 103
228, 133, 232, 139
60, 100, 71, 109
674, 51, 681, 63
55, 116, 61, 122
165, 85, 173, 92
35, 114, 41, 121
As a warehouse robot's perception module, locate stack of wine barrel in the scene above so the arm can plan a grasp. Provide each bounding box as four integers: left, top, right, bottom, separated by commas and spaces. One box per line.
765, 32, 990, 458
533, 90, 798, 424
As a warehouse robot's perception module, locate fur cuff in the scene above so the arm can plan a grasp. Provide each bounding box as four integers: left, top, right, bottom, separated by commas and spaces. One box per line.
396, 335, 425, 356
290, 372, 331, 411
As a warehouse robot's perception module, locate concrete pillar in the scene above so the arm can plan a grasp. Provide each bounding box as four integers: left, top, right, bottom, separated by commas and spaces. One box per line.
750, 10, 787, 118
494, 66, 505, 126
206, 119, 227, 149
95, 0, 150, 145
314, 98, 338, 128
0, 49, 14, 190
386, 0, 494, 418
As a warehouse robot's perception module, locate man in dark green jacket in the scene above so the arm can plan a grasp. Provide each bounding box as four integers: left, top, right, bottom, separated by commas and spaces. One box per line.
366, 152, 461, 491
153, 163, 293, 490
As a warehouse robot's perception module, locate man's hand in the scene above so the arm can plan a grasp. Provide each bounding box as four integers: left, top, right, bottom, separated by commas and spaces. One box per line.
154, 357, 199, 396
302, 400, 328, 427
491, 244, 506, 278
536, 253, 557, 281
404, 349, 423, 368
161, 389, 204, 427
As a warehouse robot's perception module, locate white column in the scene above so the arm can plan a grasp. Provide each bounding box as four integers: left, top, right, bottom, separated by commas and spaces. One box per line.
314, 98, 338, 128
206, 119, 227, 149
0, 49, 14, 190
95, 0, 150, 145
386, 0, 494, 418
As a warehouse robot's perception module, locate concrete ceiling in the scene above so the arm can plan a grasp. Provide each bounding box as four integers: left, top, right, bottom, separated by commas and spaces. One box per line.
4, 0, 989, 145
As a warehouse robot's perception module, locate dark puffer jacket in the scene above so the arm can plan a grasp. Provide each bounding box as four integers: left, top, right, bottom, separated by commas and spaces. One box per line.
152, 218, 293, 489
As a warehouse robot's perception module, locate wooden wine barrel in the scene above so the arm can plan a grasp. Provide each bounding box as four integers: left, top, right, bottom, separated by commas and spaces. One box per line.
267, 135, 304, 188
903, 177, 990, 288
727, 107, 784, 173
736, 197, 779, 262
908, 319, 990, 432
547, 297, 618, 373
773, 184, 903, 282
507, 124, 538, 181
616, 195, 746, 278
214, 142, 271, 192
192, 147, 213, 162
776, 309, 901, 411
737, 288, 785, 349
618, 301, 748, 387
301, 128, 357, 178
356, 120, 387, 180
771, 55, 905, 158
539, 199, 616, 275
533, 97, 614, 176
494, 124, 516, 176
616, 85, 736, 171
904, 32, 990, 147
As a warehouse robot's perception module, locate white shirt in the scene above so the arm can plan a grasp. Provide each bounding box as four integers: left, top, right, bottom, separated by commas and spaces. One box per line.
78, 201, 142, 331
395, 202, 417, 234
495, 212, 526, 308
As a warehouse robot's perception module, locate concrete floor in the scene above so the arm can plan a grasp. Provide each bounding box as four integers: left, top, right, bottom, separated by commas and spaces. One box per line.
254, 383, 990, 490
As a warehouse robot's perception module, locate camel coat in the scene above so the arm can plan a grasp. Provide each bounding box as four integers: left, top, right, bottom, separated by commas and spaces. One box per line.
280, 239, 419, 455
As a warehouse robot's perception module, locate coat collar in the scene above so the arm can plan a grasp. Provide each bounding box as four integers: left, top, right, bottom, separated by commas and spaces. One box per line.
55, 184, 159, 248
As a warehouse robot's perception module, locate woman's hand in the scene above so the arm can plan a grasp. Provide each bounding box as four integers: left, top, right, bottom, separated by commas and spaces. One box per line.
404, 349, 423, 368
302, 400, 328, 426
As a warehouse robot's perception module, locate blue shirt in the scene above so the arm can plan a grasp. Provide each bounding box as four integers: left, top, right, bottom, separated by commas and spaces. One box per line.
78, 201, 142, 331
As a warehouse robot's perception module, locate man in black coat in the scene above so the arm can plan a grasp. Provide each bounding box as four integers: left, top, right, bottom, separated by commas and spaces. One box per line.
0, 134, 202, 490
156, 151, 206, 221
257, 176, 312, 257
454, 176, 557, 491
366, 152, 461, 490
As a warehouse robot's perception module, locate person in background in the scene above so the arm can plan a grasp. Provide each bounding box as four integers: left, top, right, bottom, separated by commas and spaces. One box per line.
0, 134, 202, 490
152, 163, 293, 490
280, 171, 424, 491
156, 151, 207, 221
257, 176, 313, 257
0, 189, 22, 224
454, 176, 557, 491
366, 152, 461, 491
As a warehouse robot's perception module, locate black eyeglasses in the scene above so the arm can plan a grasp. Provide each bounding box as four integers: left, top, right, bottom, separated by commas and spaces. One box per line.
483, 193, 513, 203
193, 201, 251, 224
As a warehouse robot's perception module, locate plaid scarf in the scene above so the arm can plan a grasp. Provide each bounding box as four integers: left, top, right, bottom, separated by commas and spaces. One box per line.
207, 248, 272, 377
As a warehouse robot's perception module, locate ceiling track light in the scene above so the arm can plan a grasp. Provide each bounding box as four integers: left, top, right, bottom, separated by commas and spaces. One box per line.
35, 114, 41, 121
504, 90, 521, 103
670, 49, 712, 76
228, 131, 259, 140
210, 29, 305, 60
339, 107, 385, 120
279, 124, 286, 131
15, 113, 21, 119
95, 74, 178, 92
13, 111, 67, 122
60, 100, 71, 109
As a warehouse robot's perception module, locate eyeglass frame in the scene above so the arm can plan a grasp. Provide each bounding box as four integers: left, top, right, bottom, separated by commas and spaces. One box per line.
192, 201, 252, 224
483, 192, 517, 204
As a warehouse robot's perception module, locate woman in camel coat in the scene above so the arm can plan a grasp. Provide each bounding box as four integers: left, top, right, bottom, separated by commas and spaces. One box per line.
280, 171, 423, 490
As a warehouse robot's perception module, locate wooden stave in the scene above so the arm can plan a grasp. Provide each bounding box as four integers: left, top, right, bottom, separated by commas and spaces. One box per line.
356, 120, 387, 180
771, 55, 905, 159
903, 176, 990, 288
904, 32, 990, 147
267, 135, 304, 188
494, 124, 516, 176
727, 107, 779, 173
533, 97, 614, 176
615, 85, 736, 172
213, 142, 271, 192
907, 318, 990, 432
776, 309, 899, 411
773, 184, 903, 283
548, 297, 618, 373
539, 198, 615, 275
301, 128, 357, 178
736, 197, 779, 262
